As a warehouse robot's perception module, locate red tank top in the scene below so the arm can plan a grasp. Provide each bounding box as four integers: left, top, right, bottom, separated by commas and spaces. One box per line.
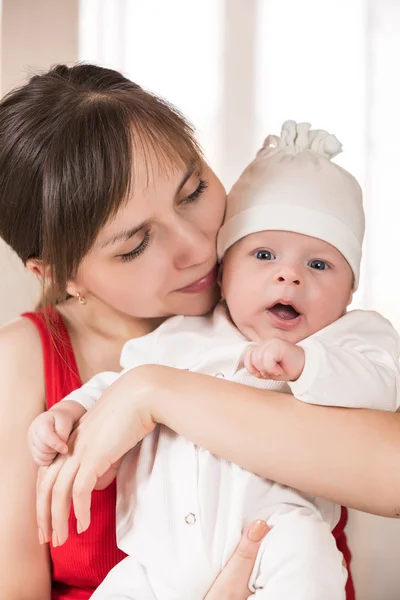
23, 309, 126, 600
23, 308, 355, 599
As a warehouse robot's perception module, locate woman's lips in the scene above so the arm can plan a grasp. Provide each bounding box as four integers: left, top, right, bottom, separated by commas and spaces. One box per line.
178, 266, 218, 294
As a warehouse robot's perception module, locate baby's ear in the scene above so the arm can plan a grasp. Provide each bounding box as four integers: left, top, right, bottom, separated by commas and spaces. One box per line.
347, 290, 353, 307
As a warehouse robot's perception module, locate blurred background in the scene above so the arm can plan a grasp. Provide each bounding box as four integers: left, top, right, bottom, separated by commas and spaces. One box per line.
0, 1, 399, 597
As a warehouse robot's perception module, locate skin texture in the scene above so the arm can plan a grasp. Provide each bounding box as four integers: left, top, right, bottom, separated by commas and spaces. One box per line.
68, 159, 226, 320
0, 319, 52, 599
221, 230, 353, 344
223, 229, 353, 380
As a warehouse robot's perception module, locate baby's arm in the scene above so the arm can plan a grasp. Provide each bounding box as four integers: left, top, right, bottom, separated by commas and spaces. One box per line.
29, 323, 163, 467
28, 371, 122, 466
290, 310, 400, 411
28, 401, 86, 466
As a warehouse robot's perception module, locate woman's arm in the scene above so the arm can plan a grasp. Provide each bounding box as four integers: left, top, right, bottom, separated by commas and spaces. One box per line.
148, 366, 400, 517
0, 319, 51, 599
37, 362, 400, 545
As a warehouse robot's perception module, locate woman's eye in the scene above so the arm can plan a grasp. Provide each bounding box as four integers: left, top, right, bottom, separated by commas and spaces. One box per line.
181, 179, 208, 204
255, 249, 275, 261
308, 259, 329, 270
117, 232, 150, 263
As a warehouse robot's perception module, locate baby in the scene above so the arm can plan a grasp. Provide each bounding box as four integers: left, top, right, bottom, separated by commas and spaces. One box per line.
29, 121, 400, 600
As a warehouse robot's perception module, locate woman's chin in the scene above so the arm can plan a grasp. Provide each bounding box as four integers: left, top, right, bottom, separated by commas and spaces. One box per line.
177, 285, 220, 317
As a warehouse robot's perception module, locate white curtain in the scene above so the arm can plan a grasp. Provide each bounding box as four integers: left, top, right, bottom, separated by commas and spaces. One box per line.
79, 7, 400, 594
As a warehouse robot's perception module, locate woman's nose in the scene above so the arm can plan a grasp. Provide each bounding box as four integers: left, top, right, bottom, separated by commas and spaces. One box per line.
171, 219, 214, 270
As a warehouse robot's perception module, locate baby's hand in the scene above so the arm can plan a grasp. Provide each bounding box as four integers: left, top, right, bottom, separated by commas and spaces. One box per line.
244, 339, 305, 381
28, 407, 74, 466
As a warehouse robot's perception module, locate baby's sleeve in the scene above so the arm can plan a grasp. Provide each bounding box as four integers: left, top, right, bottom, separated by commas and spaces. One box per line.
289, 310, 400, 411
63, 370, 123, 411
62, 332, 160, 411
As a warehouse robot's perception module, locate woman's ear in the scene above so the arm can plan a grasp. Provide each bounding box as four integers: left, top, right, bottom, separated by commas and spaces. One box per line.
65, 281, 88, 300
26, 259, 87, 300
26, 258, 51, 281
65, 282, 78, 298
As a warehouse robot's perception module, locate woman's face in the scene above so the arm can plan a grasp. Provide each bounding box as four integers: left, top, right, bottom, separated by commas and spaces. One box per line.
72, 157, 226, 318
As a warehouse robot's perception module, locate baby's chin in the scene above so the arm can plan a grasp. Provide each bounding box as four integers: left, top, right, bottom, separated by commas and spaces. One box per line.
235, 319, 309, 345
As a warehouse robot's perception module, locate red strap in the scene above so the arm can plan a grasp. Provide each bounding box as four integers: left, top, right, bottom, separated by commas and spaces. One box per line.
334, 507, 355, 599
22, 308, 81, 409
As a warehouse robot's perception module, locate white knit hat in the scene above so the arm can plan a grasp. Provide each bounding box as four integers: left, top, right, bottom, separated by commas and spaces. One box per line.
217, 120, 364, 289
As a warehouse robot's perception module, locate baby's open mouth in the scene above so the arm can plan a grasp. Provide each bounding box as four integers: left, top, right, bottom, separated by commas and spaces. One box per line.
267, 302, 300, 321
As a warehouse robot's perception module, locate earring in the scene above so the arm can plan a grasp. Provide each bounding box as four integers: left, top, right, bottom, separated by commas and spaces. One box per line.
76, 292, 87, 305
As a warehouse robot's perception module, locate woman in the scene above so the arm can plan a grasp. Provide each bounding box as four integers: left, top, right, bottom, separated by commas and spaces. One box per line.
0, 62, 268, 600
0, 63, 397, 599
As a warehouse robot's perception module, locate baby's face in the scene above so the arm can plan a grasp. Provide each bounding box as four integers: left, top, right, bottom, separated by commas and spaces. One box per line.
221, 230, 353, 344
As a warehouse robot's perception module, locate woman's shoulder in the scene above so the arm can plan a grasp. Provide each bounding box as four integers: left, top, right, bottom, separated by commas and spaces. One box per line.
0, 315, 43, 355
0, 316, 45, 408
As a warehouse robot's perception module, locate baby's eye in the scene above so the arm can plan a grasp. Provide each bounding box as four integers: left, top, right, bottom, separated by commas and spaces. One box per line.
308, 259, 329, 270
255, 250, 275, 261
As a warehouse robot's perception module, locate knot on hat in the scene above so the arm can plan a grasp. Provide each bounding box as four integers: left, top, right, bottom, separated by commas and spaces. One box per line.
258, 120, 343, 160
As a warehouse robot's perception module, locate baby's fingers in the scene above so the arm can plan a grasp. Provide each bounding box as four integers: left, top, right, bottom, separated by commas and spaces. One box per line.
254, 350, 284, 379
29, 438, 57, 467
32, 451, 57, 467
43, 428, 69, 454
262, 359, 284, 378
31, 428, 68, 455
243, 347, 261, 376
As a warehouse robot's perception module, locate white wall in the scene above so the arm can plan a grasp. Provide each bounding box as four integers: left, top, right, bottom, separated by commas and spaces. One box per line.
0, 0, 79, 325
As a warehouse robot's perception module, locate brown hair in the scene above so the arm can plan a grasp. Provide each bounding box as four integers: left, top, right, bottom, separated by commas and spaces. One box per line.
0, 63, 201, 306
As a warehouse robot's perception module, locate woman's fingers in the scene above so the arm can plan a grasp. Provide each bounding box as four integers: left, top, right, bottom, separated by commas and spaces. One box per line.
36, 459, 66, 543
50, 457, 81, 546
204, 520, 269, 599
36, 449, 95, 545
35, 369, 156, 546
72, 462, 101, 533
94, 457, 123, 490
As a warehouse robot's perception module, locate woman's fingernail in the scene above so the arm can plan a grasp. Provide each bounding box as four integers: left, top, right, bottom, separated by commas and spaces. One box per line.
247, 520, 269, 542
52, 532, 59, 547
38, 528, 45, 545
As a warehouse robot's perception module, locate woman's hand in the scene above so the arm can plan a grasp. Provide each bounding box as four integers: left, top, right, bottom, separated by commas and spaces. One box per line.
204, 521, 269, 599
36, 366, 157, 546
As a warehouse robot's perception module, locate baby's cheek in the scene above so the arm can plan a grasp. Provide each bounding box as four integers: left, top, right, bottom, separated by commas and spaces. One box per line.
303, 311, 328, 339
229, 294, 249, 318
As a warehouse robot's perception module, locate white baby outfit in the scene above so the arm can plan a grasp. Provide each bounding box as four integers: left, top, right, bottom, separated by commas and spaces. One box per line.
66, 305, 400, 600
